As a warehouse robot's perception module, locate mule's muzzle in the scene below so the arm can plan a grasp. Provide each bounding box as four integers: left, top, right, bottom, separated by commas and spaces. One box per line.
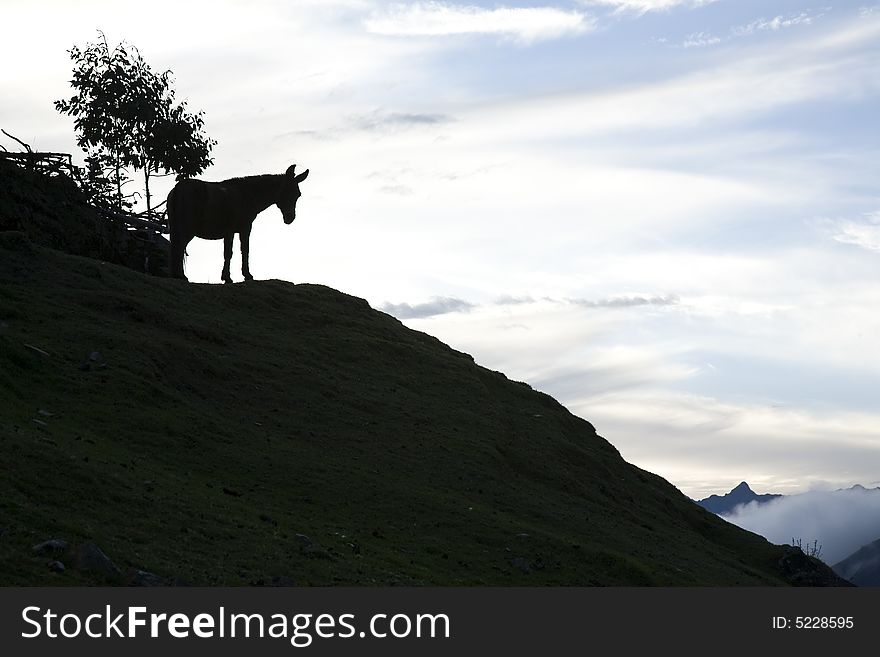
283, 211, 295, 225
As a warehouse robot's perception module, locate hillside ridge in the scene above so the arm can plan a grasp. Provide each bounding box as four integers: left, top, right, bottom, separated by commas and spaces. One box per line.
0, 232, 849, 586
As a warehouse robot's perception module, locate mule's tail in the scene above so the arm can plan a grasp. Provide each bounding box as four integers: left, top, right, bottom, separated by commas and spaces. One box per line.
167, 185, 188, 280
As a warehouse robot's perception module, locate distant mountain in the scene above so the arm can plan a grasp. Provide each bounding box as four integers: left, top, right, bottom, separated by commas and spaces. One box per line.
838, 484, 880, 494
833, 538, 880, 587
696, 482, 782, 516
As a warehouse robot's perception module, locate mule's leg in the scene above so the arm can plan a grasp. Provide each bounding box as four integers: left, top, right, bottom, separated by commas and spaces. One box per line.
167, 186, 185, 280
221, 234, 234, 284
170, 228, 192, 281
171, 230, 185, 279
240, 224, 254, 282
181, 232, 194, 281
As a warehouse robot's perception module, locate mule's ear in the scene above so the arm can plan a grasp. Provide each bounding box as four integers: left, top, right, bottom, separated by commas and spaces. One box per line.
286, 164, 297, 178
294, 168, 310, 183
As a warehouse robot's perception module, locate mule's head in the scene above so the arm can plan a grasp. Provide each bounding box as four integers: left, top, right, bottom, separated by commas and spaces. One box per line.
277, 164, 310, 224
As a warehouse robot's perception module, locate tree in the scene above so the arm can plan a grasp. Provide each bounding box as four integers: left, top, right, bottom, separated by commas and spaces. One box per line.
55, 32, 216, 217
78, 150, 133, 213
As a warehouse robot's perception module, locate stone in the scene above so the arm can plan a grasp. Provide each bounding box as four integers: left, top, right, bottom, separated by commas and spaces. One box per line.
510, 557, 531, 574
33, 539, 68, 556
292, 533, 330, 558
80, 351, 107, 371
303, 545, 332, 559
73, 542, 121, 579
129, 570, 165, 586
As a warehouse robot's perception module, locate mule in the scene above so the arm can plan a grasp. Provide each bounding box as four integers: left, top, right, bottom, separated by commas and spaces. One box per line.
167, 164, 310, 282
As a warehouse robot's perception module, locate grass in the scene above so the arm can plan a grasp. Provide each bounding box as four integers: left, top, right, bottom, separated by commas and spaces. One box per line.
0, 231, 842, 586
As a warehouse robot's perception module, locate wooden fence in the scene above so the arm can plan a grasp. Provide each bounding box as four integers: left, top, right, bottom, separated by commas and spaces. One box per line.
2, 129, 169, 274
0, 150, 74, 177
1, 129, 167, 237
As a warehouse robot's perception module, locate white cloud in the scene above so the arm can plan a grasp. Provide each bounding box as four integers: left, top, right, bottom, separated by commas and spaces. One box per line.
678, 10, 825, 48
732, 12, 822, 37
579, 0, 717, 15
379, 296, 475, 318
440, 15, 880, 148
682, 31, 721, 48
724, 488, 880, 565
829, 212, 880, 252
364, 2, 595, 43
575, 390, 880, 501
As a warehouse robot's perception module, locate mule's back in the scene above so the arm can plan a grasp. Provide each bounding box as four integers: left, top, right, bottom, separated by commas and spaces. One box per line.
169, 178, 238, 240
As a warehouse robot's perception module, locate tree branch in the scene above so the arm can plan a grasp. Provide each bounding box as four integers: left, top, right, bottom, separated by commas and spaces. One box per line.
1, 129, 33, 153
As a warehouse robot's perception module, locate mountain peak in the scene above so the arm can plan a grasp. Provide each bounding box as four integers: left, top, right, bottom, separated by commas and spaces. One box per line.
696, 481, 782, 517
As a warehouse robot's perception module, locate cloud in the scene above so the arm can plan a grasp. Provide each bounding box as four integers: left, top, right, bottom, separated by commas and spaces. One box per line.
732, 12, 821, 37
681, 31, 721, 48
534, 354, 698, 401
495, 294, 537, 305
379, 296, 475, 318
578, 0, 717, 15
450, 14, 880, 145
364, 2, 596, 43
282, 110, 453, 144
378, 184, 414, 196
491, 294, 679, 308
828, 211, 880, 252
573, 388, 880, 500
352, 111, 452, 132
570, 294, 679, 308
680, 11, 824, 49
723, 488, 880, 565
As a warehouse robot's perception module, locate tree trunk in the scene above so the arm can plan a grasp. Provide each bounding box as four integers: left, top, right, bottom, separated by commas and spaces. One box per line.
143, 163, 152, 273
144, 164, 151, 217
115, 155, 122, 214
113, 129, 123, 214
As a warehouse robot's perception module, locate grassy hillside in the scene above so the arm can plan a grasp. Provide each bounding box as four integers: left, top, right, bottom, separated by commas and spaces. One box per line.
0, 232, 848, 585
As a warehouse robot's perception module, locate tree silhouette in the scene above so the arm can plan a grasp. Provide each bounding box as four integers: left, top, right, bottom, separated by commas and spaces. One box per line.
55, 32, 216, 217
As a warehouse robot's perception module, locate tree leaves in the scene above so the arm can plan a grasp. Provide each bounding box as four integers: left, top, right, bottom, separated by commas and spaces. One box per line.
54, 32, 217, 213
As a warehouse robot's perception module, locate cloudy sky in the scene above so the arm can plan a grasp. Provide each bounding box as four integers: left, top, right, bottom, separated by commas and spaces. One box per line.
4, 0, 880, 499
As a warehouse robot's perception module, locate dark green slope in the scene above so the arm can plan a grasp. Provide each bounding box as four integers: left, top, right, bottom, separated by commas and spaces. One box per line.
0, 233, 847, 585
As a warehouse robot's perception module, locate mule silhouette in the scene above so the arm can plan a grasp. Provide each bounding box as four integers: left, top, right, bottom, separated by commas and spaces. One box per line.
167, 164, 310, 282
